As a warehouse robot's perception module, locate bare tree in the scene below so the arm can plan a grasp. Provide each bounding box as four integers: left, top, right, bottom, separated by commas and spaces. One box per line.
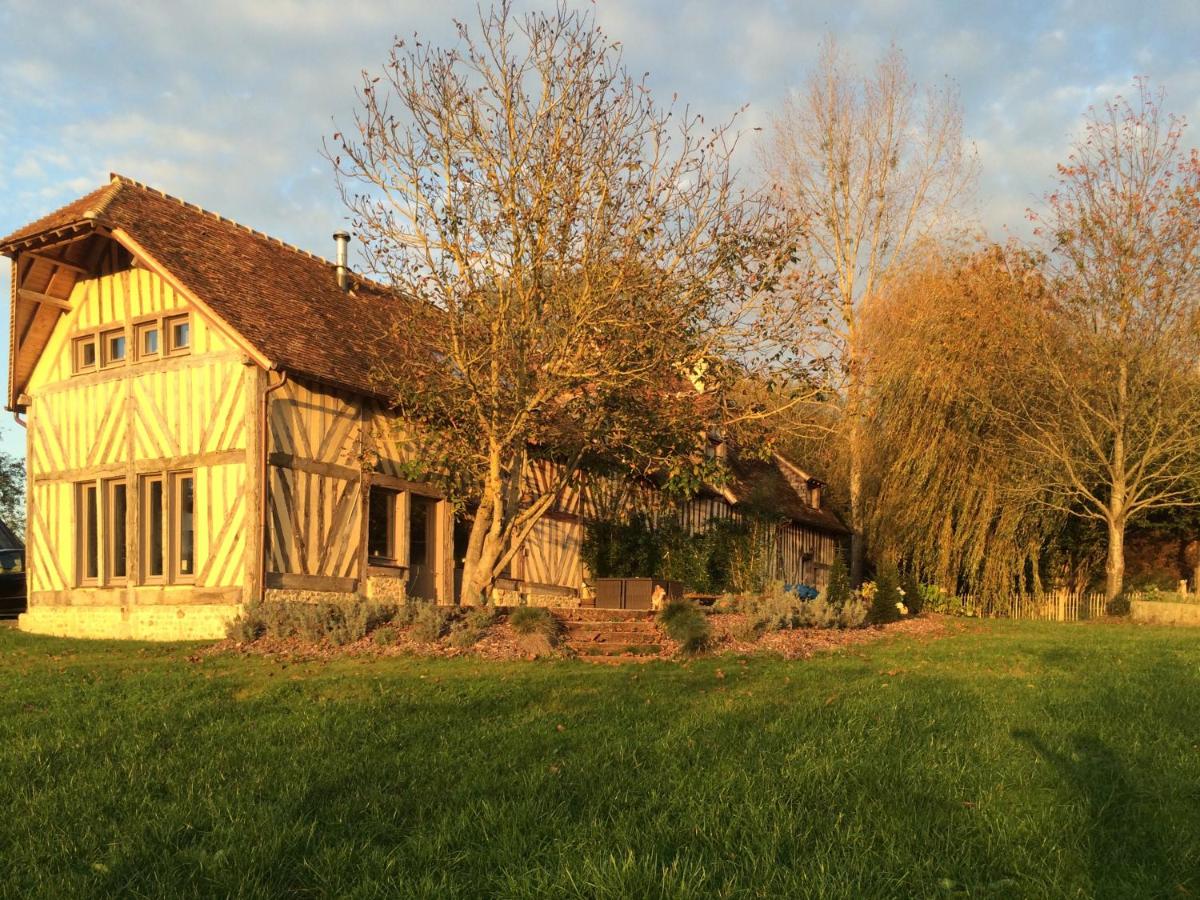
1017, 80, 1200, 601
330, 2, 813, 603
761, 38, 976, 583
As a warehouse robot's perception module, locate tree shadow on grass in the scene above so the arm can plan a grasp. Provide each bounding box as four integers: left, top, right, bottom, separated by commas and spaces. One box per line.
1011, 729, 1178, 898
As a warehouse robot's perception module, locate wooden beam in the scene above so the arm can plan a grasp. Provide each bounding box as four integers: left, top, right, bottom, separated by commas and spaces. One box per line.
269, 451, 360, 482
17, 288, 71, 310
24, 251, 89, 274
265, 572, 358, 593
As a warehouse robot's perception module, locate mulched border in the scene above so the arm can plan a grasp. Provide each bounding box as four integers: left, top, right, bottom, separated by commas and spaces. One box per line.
201, 612, 970, 664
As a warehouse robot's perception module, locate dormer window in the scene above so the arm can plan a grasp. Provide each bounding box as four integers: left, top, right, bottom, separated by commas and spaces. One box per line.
808, 482, 823, 510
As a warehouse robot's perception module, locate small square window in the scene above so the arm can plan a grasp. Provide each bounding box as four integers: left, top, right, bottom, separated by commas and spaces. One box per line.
135, 322, 159, 359
101, 329, 126, 367
74, 336, 97, 372
166, 315, 190, 354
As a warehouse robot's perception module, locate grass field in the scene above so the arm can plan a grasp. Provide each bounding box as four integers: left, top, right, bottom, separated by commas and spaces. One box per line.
1, 619, 1198, 899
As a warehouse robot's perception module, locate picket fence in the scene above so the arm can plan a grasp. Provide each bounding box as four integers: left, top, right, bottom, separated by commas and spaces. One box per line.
951, 589, 1111, 622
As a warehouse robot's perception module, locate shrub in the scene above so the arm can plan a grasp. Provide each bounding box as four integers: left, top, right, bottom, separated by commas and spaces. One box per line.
795, 596, 839, 628
920, 583, 951, 614
901, 568, 923, 616
509, 606, 560, 642
581, 513, 774, 594
659, 599, 710, 654
225, 600, 396, 646
372, 627, 399, 647
226, 605, 266, 643
837, 598, 868, 628
448, 605, 497, 649
867, 562, 904, 625
410, 602, 452, 643
824, 554, 852, 609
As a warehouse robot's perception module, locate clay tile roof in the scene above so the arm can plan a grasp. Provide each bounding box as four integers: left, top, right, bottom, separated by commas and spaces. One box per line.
0, 182, 120, 248
724, 451, 849, 534
1, 175, 428, 398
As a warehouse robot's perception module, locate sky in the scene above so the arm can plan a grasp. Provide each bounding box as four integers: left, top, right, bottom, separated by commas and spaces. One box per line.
1, 0, 1198, 459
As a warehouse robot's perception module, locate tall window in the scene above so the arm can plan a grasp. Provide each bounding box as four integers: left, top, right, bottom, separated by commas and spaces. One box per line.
409, 495, 430, 568
106, 479, 128, 580
141, 470, 195, 583
174, 472, 194, 580
143, 475, 165, 579
77, 483, 99, 583
368, 485, 400, 564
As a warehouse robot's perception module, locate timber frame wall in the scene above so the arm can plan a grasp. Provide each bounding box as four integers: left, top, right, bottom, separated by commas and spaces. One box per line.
20, 259, 257, 639
262, 376, 455, 604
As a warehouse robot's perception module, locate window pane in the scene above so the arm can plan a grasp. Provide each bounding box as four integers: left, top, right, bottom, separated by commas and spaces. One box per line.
148, 478, 164, 577
409, 496, 429, 568
108, 334, 126, 362
178, 475, 194, 576
173, 321, 190, 349
367, 486, 395, 560
80, 341, 96, 368
84, 485, 98, 580
143, 327, 158, 354
110, 482, 127, 578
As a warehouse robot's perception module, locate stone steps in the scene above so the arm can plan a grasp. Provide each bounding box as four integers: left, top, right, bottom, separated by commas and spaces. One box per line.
554, 609, 664, 661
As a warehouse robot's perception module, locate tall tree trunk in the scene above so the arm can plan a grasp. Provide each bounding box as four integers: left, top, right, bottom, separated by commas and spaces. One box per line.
848, 402, 866, 587
1105, 515, 1126, 603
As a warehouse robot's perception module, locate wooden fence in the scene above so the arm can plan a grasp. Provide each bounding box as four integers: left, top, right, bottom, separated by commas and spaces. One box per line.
952, 589, 1111, 622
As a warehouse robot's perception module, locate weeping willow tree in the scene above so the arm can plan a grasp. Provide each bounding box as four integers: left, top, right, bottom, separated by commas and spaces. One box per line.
863, 244, 1064, 606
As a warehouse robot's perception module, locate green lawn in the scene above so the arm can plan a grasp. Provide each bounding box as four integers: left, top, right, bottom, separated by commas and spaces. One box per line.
1, 620, 1197, 899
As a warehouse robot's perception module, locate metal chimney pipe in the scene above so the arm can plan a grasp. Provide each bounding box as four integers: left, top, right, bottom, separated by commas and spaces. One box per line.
333, 231, 351, 292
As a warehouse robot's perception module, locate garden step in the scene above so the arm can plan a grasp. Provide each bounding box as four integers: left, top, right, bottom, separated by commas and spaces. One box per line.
569, 643, 663, 657
564, 628, 662, 644
577, 653, 662, 665
554, 609, 656, 623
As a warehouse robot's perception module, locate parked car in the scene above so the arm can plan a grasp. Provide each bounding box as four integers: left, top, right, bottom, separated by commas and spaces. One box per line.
0, 548, 26, 618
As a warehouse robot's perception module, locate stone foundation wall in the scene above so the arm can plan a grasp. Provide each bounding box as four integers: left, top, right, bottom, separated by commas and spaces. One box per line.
488, 585, 583, 608
19, 603, 242, 641
262, 588, 358, 606
365, 576, 407, 604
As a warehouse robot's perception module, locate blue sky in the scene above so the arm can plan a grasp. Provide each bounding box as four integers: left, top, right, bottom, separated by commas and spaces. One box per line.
1, 0, 1198, 459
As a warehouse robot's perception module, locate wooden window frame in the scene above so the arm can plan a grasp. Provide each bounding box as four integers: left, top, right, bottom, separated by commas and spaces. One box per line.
68, 312, 192, 377
134, 320, 161, 361
76, 481, 100, 585
73, 335, 98, 374
100, 327, 128, 369
104, 478, 129, 583
367, 484, 406, 568
171, 471, 196, 583
141, 473, 166, 584
139, 469, 196, 585
164, 313, 191, 356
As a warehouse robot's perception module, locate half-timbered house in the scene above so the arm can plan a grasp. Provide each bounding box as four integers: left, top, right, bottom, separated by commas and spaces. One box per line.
3, 175, 847, 640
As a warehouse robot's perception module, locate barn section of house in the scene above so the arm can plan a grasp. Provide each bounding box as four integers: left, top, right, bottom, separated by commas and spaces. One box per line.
2, 174, 847, 641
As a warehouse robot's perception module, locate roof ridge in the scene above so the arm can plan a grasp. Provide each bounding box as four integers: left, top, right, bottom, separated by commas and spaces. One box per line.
107, 172, 340, 267
83, 179, 124, 221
